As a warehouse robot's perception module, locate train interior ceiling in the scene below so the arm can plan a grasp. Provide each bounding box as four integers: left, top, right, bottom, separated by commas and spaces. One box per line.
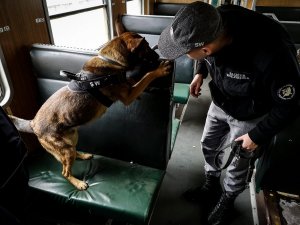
0, 0, 300, 225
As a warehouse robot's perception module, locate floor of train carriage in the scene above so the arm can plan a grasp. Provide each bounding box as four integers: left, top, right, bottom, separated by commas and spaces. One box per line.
149, 78, 257, 225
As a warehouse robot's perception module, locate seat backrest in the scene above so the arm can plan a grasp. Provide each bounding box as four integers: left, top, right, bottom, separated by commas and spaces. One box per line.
280, 21, 300, 49
153, 3, 186, 16
121, 14, 194, 84
121, 15, 172, 47
256, 6, 300, 21
258, 7, 300, 49
255, 114, 300, 194
30, 44, 173, 169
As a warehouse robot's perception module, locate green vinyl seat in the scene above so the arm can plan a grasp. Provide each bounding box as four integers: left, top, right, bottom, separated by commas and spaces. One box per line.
173, 83, 190, 104
28, 152, 164, 224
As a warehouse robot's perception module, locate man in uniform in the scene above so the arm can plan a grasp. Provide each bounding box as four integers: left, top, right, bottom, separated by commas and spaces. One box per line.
158, 1, 300, 225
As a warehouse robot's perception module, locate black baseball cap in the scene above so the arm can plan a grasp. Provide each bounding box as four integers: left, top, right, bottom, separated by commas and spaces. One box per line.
158, 1, 223, 60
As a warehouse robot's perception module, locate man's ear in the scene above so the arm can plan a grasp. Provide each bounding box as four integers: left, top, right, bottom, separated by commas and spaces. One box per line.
202, 46, 212, 56
130, 37, 145, 52
115, 14, 126, 36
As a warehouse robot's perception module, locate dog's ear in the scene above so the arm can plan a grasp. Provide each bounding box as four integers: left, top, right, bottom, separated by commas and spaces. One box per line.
130, 37, 145, 52
115, 14, 126, 36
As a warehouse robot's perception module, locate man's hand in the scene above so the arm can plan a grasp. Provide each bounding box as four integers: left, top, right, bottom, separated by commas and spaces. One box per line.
235, 134, 258, 152
190, 74, 204, 97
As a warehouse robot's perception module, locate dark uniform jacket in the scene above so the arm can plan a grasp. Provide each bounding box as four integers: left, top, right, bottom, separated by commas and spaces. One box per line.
196, 5, 300, 144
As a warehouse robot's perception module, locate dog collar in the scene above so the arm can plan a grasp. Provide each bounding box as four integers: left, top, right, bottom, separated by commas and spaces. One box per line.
98, 54, 126, 68
68, 80, 113, 107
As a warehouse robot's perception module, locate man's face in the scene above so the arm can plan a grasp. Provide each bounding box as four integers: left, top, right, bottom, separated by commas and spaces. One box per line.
187, 47, 208, 60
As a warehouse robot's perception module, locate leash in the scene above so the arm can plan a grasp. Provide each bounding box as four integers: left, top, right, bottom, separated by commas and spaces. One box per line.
214, 141, 240, 172
214, 141, 261, 182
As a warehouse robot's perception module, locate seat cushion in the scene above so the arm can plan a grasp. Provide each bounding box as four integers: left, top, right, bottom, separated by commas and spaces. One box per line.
28, 152, 165, 224
173, 83, 190, 104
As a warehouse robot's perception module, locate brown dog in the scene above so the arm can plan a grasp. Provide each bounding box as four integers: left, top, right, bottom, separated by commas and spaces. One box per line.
9, 32, 172, 190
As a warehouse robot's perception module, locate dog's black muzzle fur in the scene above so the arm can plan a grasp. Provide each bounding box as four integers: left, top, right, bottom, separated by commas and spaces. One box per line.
126, 41, 161, 81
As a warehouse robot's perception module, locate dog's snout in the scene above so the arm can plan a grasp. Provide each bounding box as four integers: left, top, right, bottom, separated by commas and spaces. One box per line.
147, 48, 159, 62
153, 50, 160, 60
132, 38, 160, 63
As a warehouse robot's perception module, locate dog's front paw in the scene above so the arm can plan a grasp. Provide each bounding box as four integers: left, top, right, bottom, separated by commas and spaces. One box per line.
82, 153, 93, 160
154, 60, 172, 78
77, 152, 93, 160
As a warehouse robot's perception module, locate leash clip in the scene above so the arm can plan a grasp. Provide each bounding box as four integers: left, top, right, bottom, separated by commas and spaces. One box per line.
60, 70, 84, 81
232, 142, 241, 166
214, 140, 243, 170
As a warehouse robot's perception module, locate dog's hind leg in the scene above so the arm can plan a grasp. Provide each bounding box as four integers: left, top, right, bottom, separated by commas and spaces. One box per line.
61, 147, 89, 190
71, 129, 93, 160
39, 138, 89, 190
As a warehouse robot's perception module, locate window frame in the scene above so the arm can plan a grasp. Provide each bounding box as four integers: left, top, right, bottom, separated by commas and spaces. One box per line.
44, 0, 113, 45
0, 45, 14, 108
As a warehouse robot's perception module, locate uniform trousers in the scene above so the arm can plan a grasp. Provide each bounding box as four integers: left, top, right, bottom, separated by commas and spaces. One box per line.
201, 102, 265, 194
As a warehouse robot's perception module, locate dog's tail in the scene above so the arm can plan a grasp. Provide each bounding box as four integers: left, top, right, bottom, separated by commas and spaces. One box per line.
8, 115, 34, 133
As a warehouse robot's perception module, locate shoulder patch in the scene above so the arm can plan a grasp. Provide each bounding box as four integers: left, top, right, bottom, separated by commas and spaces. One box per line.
277, 84, 296, 100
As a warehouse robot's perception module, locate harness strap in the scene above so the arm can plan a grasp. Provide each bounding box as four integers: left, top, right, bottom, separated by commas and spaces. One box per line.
86, 88, 113, 108
60, 70, 126, 89
60, 52, 128, 108
62, 70, 119, 107
68, 80, 113, 107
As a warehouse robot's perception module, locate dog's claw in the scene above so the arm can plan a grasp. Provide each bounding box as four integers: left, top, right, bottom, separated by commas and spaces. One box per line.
77, 181, 89, 190
154, 60, 172, 78
76, 152, 93, 160
84, 153, 93, 160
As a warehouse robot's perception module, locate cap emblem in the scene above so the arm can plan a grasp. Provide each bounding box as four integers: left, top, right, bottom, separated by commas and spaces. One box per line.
194, 42, 205, 48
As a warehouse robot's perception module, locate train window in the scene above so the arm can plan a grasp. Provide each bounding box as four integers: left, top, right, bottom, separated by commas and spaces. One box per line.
126, 0, 142, 15
45, 0, 110, 49
0, 46, 13, 108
